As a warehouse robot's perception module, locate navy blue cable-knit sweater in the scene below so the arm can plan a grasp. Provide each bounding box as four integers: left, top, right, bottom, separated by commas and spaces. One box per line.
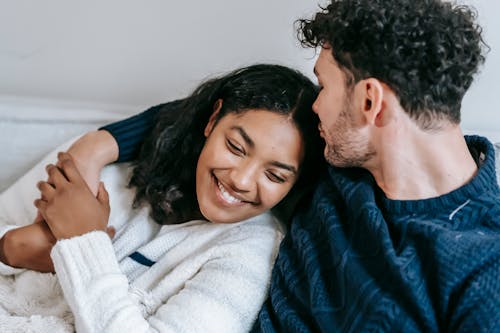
253, 135, 500, 333
102, 106, 500, 333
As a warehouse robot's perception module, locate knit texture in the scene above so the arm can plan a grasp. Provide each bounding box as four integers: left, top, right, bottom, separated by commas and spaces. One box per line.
253, 136, 500, 333
99, 105, 159, 162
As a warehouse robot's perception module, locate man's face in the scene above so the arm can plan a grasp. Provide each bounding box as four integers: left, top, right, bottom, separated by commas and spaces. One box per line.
313, 47, 375, 167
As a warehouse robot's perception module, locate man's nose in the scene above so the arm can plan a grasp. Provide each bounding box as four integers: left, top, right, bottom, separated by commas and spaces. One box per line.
312, 99, 319, 114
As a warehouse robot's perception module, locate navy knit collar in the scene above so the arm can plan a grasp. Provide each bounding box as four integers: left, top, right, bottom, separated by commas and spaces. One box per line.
377, 135, 499, 215
326, 136, 498, 216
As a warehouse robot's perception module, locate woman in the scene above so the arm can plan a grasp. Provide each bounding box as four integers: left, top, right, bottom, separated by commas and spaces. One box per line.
0, 64, 325, 332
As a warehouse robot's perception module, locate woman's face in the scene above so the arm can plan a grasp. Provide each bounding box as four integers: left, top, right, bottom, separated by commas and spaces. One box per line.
196, 109, 304, 223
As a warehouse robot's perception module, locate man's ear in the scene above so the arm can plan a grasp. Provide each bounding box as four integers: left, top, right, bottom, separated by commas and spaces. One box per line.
204, 99, 223, 137
360, 78, 385, 126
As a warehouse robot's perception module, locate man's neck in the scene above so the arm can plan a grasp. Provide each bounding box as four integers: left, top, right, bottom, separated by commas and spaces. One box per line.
367, 126, 478, 200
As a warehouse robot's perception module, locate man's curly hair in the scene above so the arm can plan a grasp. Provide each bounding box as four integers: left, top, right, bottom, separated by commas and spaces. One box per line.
298, 0, 488, 129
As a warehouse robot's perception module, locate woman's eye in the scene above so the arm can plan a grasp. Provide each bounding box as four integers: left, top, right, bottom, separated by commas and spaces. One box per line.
266, 172, 286, 184
227, 139, 244, 155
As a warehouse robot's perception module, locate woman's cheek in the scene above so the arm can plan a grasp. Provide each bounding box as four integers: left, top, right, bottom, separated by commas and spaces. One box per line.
261, 181, 291, 209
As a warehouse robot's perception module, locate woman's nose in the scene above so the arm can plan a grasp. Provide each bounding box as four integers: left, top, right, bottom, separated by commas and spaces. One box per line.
229, 163, 258, 192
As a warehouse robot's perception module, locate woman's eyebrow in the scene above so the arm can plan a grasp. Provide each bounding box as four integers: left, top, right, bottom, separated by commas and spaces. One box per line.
230, 126, 255, 148
230, 126, 298, 174
270, 161, 298, 175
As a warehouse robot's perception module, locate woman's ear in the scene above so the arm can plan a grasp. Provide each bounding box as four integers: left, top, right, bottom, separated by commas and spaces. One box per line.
204, 99, 223, 137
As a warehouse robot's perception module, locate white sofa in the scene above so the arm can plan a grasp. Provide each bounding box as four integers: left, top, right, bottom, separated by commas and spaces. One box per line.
0, 98, 130, 191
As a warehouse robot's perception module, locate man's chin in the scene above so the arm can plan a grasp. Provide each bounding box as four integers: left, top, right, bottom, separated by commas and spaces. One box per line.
326, 147, 365, 169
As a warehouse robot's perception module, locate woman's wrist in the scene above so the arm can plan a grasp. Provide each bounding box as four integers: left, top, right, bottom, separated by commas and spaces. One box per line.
68, 130, 119, 168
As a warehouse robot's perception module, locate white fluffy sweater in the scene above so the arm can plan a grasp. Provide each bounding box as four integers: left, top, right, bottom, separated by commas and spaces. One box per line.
0, 140, 284, 332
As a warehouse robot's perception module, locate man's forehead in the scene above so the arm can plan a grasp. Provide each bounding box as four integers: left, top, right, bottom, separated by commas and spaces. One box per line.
314, 49, 336, 76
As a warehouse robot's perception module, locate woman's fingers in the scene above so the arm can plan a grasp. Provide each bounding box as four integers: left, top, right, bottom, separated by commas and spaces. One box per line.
57, 152, 85, 185
46, 163, 68, 187
33, 198, 48, 213
106, 226, 116, 239
37, 181, 55, 201
33, 211, 44, 224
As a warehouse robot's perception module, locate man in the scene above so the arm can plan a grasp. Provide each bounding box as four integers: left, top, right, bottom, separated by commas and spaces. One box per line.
253, 0, 499, 332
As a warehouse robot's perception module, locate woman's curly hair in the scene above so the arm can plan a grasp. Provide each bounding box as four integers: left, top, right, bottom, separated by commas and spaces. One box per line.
298, 0, 488, 129
129, 64, 325, 225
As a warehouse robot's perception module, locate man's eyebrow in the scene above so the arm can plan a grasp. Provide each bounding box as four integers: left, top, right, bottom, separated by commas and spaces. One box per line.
231, 126, 255, 148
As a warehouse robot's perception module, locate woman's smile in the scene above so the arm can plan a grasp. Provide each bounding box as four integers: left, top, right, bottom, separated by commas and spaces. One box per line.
214, 175, 248, 206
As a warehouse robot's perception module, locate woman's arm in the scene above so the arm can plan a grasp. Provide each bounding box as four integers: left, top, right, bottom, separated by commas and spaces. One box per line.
60, 102, 164, 194
0, 106, 160, 273
37, 154, 281, 333
0, 131, 118, 272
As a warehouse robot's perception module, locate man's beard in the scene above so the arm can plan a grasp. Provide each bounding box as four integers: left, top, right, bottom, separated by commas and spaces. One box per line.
324, 100, 376, 168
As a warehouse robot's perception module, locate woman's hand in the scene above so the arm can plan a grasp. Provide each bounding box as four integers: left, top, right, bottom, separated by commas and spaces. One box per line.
33, 130, 118, 222
34, 153, 111, 240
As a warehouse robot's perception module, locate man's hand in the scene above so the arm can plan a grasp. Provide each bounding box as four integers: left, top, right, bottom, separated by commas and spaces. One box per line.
35, 153, 111, 240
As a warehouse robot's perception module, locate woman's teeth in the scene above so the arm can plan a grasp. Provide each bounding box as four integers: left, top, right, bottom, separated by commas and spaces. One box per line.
217, 181, 242, 203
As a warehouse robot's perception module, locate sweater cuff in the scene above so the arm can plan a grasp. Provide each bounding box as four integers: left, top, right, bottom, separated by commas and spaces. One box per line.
99, 107, 158, 163
50, 231, 121, 287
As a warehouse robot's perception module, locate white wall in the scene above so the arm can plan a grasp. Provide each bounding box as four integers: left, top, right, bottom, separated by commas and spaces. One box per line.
0, 0, 319, 112
461, 0, 500, 132
0, 0, 498, 130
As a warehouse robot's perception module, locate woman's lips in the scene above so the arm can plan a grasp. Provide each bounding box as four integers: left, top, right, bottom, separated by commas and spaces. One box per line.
212, 175, 247, 207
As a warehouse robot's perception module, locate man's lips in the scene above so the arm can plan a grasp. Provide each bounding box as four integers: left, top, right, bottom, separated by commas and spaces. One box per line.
318, 124, 325, 137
